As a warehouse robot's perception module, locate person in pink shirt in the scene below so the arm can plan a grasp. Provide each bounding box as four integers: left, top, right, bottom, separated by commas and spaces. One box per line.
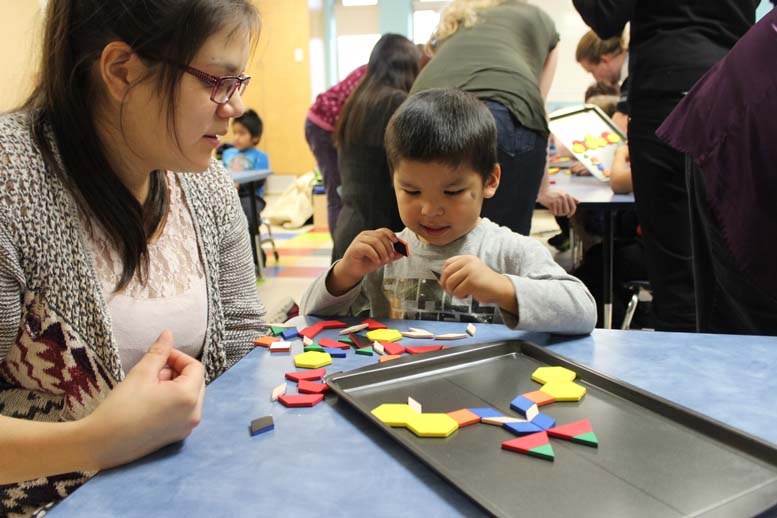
305, 65, 367, 233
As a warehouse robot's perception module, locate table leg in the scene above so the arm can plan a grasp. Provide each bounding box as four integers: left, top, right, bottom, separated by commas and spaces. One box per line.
247, 181, 263, 278
603, 210, 614, 329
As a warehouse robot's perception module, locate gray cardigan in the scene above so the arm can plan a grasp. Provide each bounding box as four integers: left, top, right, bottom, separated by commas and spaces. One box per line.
0, 112, 265, 516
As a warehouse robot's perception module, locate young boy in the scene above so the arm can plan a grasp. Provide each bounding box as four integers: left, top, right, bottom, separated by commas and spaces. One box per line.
223, 109, 270, 223
300, 89, 596, 334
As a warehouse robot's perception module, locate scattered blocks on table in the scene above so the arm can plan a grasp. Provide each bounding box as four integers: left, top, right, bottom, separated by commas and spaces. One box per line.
321, 347, 346, 358
339, 323, 369, 335
338, 336, 354, 345
379, 354, 401, 363
269, 341, 292, 353
531, 413, 556, 431
293, 351, 332, 369
355, 346, 374, 356
468, 408, 504, 420
373, 342, 386, 355
502, 432, 554, 461
278, 393, 325, 408
547, 419, 598, 448
319, 320, 348, 330
349, 334, 372, 348
510, 395, 539, 421
405, 345, 445, 355
433, 333, 468, 340
299, 323, 324, 339
406, 413, 459, 438
319, 337, 350, 350
285, 367, 326, 382
281, 328, 299, 340
408, 397, 422, 414
270, 326, 287, 336
304, 344, 324, 352
401, 329, 434, 339
531, 366, 577, 384
270, 382, 287, 401
371, 403, 419, 427
482, 416, 526, 426
539, 381, 587, 401
521, 390, 556, 407
254, 335, 281, 348
504, 421, 544, 436
249, 415, 274, 436
362, 318, 387, 330
366, 329, 403, 342
466, 323, 476, 336
381, 342, 405, 355
447, 408, 481, 427
298, 379, 330, 394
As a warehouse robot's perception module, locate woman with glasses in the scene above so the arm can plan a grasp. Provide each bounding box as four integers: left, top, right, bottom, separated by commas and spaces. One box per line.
0, 0, 265, 514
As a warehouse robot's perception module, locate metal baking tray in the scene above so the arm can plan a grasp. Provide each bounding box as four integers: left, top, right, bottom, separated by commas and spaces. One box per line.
326, 341, 777, 518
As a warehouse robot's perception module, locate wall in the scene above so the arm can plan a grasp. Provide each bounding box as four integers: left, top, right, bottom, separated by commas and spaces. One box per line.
0, 2, 43, 112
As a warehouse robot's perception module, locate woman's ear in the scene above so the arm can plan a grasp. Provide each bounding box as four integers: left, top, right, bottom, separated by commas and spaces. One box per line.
98, 41, 148, 103
483, 164, 501, 198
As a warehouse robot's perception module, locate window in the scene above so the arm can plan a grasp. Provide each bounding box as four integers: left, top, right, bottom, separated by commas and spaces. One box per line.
412, 9, 441, 44
336, 34, 381, 80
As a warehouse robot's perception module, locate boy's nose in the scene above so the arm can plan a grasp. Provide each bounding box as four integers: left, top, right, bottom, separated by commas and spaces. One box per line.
420, 201, 444, 217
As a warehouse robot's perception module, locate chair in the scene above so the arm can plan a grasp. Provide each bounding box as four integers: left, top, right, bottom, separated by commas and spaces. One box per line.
259, 217, 279, 265
621, 280, 652, 330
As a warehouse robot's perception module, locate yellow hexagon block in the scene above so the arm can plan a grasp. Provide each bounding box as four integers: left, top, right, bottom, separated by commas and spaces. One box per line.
293, 351, 332, 369
371, 404, 418, 427
531, 366, 577, 384
539, 381, 586, 401
405, 413, 459, 438
365, 328, 403, 342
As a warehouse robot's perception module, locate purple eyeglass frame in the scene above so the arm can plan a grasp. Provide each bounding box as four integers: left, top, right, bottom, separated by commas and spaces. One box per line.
181, 65, 251, 104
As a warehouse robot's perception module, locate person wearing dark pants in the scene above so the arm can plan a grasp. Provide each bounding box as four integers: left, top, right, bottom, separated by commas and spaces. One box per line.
304, 117, 340, 231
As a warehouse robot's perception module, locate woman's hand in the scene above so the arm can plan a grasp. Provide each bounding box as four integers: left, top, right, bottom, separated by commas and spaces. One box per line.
538, 189, 579, 217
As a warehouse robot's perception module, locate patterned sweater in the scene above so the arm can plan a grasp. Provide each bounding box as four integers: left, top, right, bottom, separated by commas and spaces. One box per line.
0, 112, 266, 517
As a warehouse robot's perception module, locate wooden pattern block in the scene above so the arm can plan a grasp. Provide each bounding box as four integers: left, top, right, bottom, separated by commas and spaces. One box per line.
338, 336, 354, 345
539, 381, 587, 401
401, 330, 434, 339
298, 379, 330, 394
373, 342, 386, 355
362, 318, 387, 330
468, 408, 504, 420
303, 336, 313, 346
447, 408, 481, 427
381, 342, 405, 355
339, 323, 369, 335
281, 328, 300, 340
547, 419, 599, 448
371, 403, 418, 427
268, 322, 296, 328
269, 342, 291, 353
270, 382, 287, 401
521, 390, 556, 407
322, 347, 346, 358
379, 354, 401, 363
278, 394, 324, 408
253, 335, 280, 348
531, 366, 577, 384
355, 346, 374, 356
482, 416, 526, 426
293, 351, 332, 369
285, 367, 326, 382
504, 421, 544, 436
304, 344, 324, 352
320, 320, 348, 330
434, 333, 468, 340
249, 416, 274, 436
510, 395, 539, 421
406, 413, 459, 438
366, 329, 403, 342
531, 413, 556, 431
319, 338, 350, 350
502, 432, 555, 461
407, 397, 422, 414
405, 345, 445, 355
466, 323, 476, 336
299, 323, 324, 339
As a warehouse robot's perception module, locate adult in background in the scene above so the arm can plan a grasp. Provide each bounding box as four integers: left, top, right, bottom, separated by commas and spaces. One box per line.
575, 30, 629, 133
412, 0, 577, 236
657, 7, 777, 335
573, 0, 758, 332
304, 64, 367, 234
332, 34, 420, 261
0, 0, 265, 513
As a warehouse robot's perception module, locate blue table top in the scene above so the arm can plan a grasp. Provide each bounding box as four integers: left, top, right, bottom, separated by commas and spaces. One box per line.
50, 318, 777, 517
230, 168, 272, 185
550, 172, 634, 207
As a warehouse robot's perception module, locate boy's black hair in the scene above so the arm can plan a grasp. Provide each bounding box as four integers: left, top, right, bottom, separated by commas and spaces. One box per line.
233, 109, 263, 139
384, 88, 497, 182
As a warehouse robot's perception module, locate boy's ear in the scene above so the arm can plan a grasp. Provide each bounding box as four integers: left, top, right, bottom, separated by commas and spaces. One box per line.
483, 164, 500, 199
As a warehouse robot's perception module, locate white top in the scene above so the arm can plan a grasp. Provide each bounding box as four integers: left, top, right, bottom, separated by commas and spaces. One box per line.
82, 172, 208, 371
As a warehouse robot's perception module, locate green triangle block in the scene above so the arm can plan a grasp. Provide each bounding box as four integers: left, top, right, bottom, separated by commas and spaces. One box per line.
271, 326, 286, 336
338, 337, 353, 345
572, 431, 599, 448
355, 346, 374, 356
528, 444, 555, 461
304, 344, 324, 352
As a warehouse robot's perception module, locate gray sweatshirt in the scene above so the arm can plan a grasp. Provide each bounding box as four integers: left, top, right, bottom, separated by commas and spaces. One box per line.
300, 219, 596, 334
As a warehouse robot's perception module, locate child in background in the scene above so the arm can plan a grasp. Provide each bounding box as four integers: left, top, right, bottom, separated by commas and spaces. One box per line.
300, 89, 596, 334
223, 109, 269, 220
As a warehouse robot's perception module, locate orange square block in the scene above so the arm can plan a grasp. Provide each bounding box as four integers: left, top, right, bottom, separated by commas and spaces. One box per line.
379, 354, 402, 363
254, 335, 281, 348
522, 390, 556, 407
447, 408, 481, 427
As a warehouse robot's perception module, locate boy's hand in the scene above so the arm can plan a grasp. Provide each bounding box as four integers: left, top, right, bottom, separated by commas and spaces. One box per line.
327, 229, 403, 296
438, 255, 518, 314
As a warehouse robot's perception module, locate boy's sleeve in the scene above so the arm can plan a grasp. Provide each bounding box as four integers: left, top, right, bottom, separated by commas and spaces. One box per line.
299, 261, 372, 317
499, 236, 597, 335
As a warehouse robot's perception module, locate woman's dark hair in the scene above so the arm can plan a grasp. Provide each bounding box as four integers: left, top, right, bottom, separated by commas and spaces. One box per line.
335, 33, 420, 148
22, 0, 260, 291
233, 109, 263, 139
384, 88, 497, 183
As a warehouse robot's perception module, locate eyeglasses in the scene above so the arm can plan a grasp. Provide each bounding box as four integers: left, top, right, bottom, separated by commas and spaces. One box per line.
181, 65, 251, 105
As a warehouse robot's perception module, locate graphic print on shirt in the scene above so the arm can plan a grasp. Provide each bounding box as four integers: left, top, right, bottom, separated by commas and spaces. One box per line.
383, 275, 497, 323
225, 153, 252, 171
